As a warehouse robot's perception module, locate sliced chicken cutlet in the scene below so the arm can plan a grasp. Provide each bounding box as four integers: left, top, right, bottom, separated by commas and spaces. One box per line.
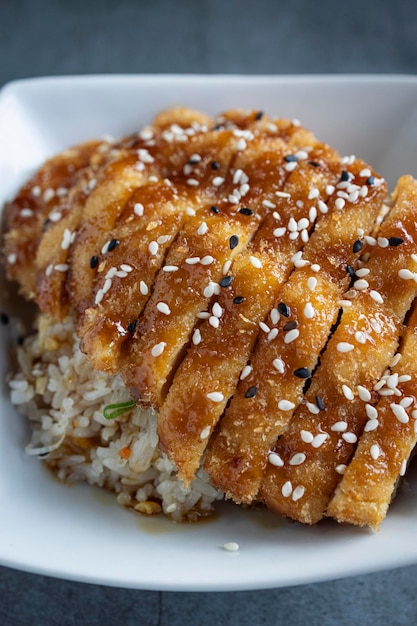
206, 160, 388, 503
122, 123, 319, 410
157, 142, 344, 486
327, 191, 417, 530
260, 175, 417, 524
3, 140, 105, 300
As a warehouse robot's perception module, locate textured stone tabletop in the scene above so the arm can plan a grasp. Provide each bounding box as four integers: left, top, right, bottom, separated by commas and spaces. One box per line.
1, 1, 417, 624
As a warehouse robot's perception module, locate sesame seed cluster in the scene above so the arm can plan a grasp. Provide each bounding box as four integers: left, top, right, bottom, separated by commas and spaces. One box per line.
4, 106, 417, 530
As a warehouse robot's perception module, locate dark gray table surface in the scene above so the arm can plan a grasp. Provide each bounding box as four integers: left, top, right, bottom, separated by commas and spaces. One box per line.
1, 0, 417, 624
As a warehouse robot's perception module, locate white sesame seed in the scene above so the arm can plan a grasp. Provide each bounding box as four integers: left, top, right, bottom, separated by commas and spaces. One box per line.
398, 374, 411, 383
308, 188, 319, 200
31, 185, 41, 197
306, 402, 320, 415
364, 419, 379, 432
239, 365, 252, 380
335, 464, 346, 475
355, 268, 370, 278
233, 169, 243, 184
284, 161, 297, 172
268, 328, 279, 341
209, 316, 220, 329
377, 237, 389, 248
212, 177, 225, 187
200, 426, 211, 440
302, 302, 314, 319
157, 235, 170, 245
331, 421, 348, 432
45, 263, 53, 277
294, 148, 307, 158
312, 433, 328, 448
353, 279, 369, 290
236, 138, 247, 151
61, 228, 72, 250
223, 260, 232, 275
365, 404, 378, 419
390, 403, 409, 423
157, 302, 171, 315
357, 385, 371, 402
187, 178, 199, 187
268, 452, 284, 467
292, 486, 305, 502
390, 353, 402, 368
307, 277, 317, 291
223, 542, 239, 552
95, 289, 104, 305
43, 188, 55, 203
49, 211, 62, 223
342, 432, 357, 443
387, 373, 399, 389
335, 198, 345, 210
148, 241, 158, 255
54, 263, 69, 273
400, 397, 414, 408
289, 232, 299, 241
139, 128, 154, 141
275, 191, 291, 198
338, 299, 353, 307
20, 208, 34, 218
166, 503, 177, 514
262, 199, 276, 209
201, 255, 214, 265
398, 269, 414, 280
7, 252, 17, 264
137, 148, 154, 163
192, 328, 202, 345
400, 459, 407, 476
370, 444, 381, 461
197, 312, 210, 319
284, 329, 299, 344
120, 264, 133, 273
370, 290, 384, 304
288, 217, 297, 232
249, 256, 262, 269
355, 331, 367, 344
139, 281, 148, 295
148, 175, 158, 182
185, 207, 196, 216
311, 263, 321, 272
309, 206, 317, 222
281, 481, 293, 497
272, 358, 285, 374
360, 168, 371, 177
297, 217, 309, 231
197, 221, 208, 235
342, 385, 354, 401
301, 430, 314, 443
365, 236, 376, 246
326, 185, 335, 195
207, 391, 224, 403
378, 389, 395, 396
337, 342, 354, 353
212, 302, 223, 318
278, 399, 295, 411
102, 277, 112, 294
151, 342, 166, 357
186, 256, 200, 265
270, 308, 280, 326
259, 321, 270, 333
229, 191, 240, 204
135, 161, 145, 171
289, 452, 306, 466
240, 183, 250, 196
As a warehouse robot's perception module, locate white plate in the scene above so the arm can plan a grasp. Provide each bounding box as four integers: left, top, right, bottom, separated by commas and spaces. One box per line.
1, 75, 417, 592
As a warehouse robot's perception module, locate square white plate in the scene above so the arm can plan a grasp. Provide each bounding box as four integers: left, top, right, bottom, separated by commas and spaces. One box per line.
1, 74, 417, 592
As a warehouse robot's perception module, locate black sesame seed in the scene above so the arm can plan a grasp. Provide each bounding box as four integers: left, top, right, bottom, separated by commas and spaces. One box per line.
315, 396, 326, 411
108, 239, 120, 252
211, 161, 220, 170
42, 218, 51, 232
233, 296, 245, 305
229, 235, 239, 250
129, 138, 141, 148
388, 236, 404, 247
127, 320, 137, 334
219, 275, 233, 288
346, 265, 356, 280
245, 386, 259, 398
283, 320, 298, 331
340, 170, 350, 182
366, 176, 375, 186
255, 111, 264, 121
37, 452, 50, 458
277, 302, 290, 317
212, 124, 223, 131
308, 161, 320, 167
1, 312, 9, 325
239, 207, 254, 216
352, 240, 363, 254
90, 255, 99, 269
210, 205, 220, 214
284, 155, 298, 163
17, 336, 24, 346
294, 367, 311, 379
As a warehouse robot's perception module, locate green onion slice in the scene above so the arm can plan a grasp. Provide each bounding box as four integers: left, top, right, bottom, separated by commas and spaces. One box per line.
103, 399, 135, 420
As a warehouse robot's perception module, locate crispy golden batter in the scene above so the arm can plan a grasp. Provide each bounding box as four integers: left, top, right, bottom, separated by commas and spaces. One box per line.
260, 176, 417, 525
205, 159, 388, 503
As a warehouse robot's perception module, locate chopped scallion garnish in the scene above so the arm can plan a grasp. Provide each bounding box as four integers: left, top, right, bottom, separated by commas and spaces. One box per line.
103, 400, 135, 420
